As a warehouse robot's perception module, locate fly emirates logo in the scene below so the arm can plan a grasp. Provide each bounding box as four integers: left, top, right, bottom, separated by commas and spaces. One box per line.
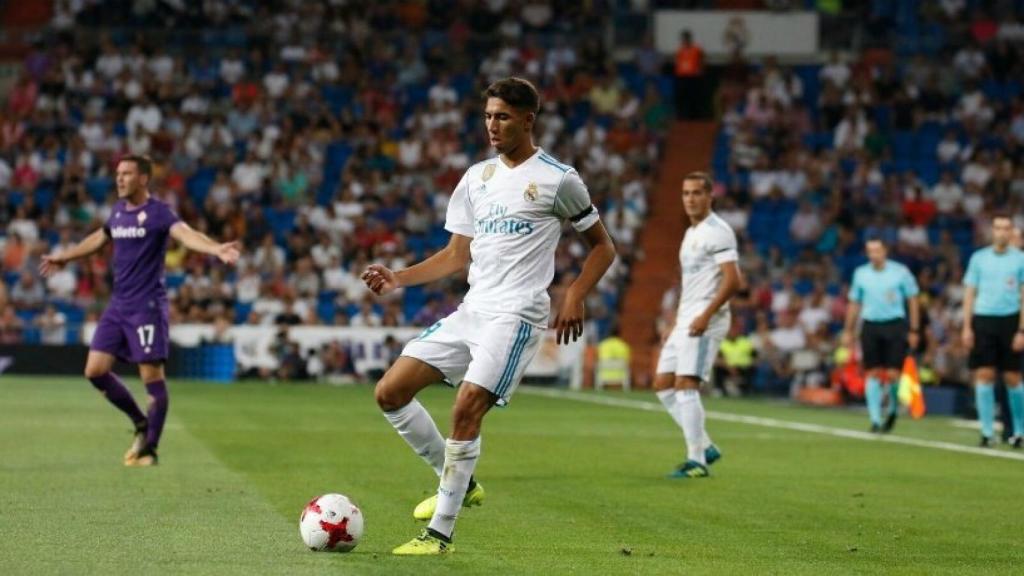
475, 203, 534, 236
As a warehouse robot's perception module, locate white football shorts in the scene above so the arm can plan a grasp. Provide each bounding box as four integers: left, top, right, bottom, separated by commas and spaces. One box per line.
656, 311, 730, 382
401, 305, 542, 406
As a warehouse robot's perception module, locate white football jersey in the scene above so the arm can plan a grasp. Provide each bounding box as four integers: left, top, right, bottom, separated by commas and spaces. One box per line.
445, 148, 600, 326
677, 211, 739, 319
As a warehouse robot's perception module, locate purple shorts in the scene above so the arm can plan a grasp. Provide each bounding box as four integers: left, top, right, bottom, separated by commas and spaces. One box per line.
90, 304, 170, 364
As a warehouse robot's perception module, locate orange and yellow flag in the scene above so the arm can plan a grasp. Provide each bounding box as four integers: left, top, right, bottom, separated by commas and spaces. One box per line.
898, 356, 926, 419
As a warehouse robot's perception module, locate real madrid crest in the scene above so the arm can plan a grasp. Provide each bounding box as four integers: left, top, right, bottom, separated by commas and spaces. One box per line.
482, 164, 496, 181
524, 182, 538, 202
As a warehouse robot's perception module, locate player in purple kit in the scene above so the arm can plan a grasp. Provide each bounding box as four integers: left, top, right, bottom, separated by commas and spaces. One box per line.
40, 155, 240, 466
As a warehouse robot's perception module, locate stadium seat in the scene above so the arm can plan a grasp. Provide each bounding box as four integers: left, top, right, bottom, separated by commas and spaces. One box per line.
234, 302, 253, 324
86, 177, 113, 203
317, 301, 336, 324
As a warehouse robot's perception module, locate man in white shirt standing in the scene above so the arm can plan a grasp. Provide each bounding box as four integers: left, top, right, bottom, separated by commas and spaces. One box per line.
654, 172, 741, 479
361, 77, 616, 555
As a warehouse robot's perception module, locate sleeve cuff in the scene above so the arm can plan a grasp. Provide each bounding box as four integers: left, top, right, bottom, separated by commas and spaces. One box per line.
712, 249, 739, 264
444, 223, 475, 238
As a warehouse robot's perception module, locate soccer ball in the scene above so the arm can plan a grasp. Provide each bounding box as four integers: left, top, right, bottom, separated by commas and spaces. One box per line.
299, 493, 364, 552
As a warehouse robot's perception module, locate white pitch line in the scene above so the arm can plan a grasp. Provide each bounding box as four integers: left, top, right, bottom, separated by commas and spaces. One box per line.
520, 387, 1024, 463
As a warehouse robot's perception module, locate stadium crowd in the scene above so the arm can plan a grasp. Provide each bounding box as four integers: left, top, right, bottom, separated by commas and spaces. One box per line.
8, 1, 1024, 396
686, 1, 1024, 395
0, 0, 668, 378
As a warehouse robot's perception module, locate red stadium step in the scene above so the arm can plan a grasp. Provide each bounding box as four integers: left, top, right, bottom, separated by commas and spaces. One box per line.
1, 1, 53, 28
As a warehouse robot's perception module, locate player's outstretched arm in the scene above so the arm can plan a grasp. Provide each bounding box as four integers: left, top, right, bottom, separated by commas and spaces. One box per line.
688, 261, 740, 336
553, 221, 616, 345
361, 233, 471, 296
39, 227, 109, 277
170, 222, 241, 265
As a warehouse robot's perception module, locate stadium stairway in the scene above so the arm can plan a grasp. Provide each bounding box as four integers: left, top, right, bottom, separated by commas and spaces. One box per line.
621, 121, 718, 388
0, 1, 52, 61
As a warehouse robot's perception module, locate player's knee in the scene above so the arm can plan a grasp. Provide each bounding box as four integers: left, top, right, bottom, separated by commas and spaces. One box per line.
653, 373, 674, 391
84, 366, 107, 380
674, 376, 700, 390
374, 379, 409, 412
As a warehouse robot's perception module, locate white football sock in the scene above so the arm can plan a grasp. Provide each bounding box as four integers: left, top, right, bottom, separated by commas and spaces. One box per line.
674, 389, 707, 465
660, 388, 713, 451
702, 428, 714, 450
428, 437, 481, 540
656, 389, 685, 432
383, 399, 445, 476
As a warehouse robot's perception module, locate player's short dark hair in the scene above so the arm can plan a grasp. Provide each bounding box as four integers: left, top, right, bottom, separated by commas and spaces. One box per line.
483, 77, 540, 114
864, 236, 887, 247
992, 212, 1013, 224
119, 154, 152, 177
682, 171, 713, 193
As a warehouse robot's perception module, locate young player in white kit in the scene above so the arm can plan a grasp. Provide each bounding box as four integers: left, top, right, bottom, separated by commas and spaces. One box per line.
654, 172, 741, 478
361, 77, 616, 555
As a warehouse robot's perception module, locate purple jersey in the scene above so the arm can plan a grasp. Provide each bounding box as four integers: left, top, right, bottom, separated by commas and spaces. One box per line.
104, 197, 180, 308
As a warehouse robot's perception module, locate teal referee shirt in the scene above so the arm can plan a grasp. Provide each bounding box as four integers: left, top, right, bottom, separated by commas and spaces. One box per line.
964, 246, 1024, 316
850, 260, 919, 321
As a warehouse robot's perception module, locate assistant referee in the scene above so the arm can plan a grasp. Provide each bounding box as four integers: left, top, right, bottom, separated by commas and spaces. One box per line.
843, 238, 920, 433
962, 214, 1024, 448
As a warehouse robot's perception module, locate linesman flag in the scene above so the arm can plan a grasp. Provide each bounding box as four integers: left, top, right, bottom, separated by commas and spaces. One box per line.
898, 356, 926, 419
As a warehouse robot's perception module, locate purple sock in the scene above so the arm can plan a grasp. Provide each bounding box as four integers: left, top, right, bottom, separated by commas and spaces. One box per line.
89, 373, 146, 426
144, 380, 169, 451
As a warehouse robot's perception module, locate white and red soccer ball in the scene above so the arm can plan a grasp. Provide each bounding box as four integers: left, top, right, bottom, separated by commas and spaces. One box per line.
299, 493, 364, 552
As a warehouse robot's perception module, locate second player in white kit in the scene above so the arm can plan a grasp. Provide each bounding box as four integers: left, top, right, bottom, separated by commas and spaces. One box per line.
657, 211, 738, 380
654, 172, 741, 479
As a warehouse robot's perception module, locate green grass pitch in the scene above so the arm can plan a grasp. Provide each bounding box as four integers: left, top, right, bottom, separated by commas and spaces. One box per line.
1, 376, 1023, 575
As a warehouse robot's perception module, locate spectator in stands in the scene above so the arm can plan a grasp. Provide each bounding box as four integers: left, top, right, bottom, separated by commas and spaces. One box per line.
11, 271, 45, 311
0, 304, 23, 344
3, 233, 28, 272
790, 201, 824, 248
819, 51, 851, 90
674, 30, 705, 119
34, 304, 67, 345
931, 170, 964, 215
351, 300, 382, 327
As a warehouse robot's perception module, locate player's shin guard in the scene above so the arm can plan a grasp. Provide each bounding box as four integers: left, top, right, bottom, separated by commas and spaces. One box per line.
428, 437, 481, 540
144, 380, 168, 451
383, 399, 446, 476
975, 381, 996, 439
865, 376, 883, 426
674, 390, 707, 465
89, 372, 146, 426
1006, 384, 1024, 437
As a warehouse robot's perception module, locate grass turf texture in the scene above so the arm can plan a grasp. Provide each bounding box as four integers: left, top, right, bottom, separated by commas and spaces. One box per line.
1, 377, 1022, 575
